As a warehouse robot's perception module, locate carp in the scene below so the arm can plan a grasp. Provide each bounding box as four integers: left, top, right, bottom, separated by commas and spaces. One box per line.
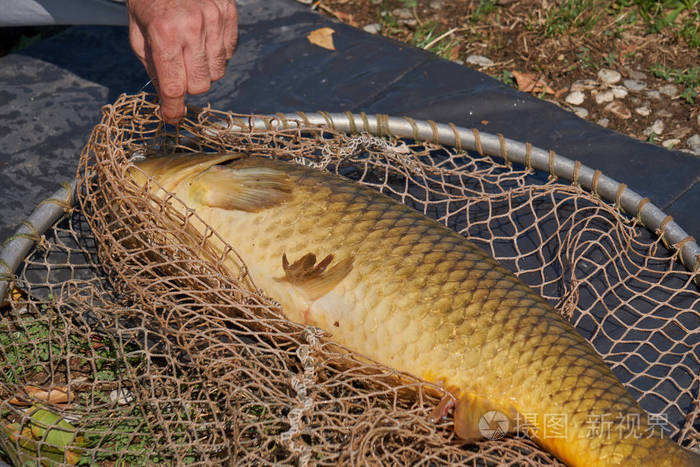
129, 153, 699, 466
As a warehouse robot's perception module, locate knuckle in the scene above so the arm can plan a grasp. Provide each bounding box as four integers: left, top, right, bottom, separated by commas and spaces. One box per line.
161, 82, 185, 98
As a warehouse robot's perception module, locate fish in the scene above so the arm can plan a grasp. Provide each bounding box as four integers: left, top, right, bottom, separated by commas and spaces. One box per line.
129, 153, 700, 467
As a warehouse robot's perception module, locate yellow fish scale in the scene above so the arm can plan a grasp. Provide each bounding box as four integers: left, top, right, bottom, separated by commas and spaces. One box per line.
132, 154, 699, 467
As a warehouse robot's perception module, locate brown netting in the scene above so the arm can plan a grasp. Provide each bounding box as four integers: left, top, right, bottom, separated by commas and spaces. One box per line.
0, 93, 698, 465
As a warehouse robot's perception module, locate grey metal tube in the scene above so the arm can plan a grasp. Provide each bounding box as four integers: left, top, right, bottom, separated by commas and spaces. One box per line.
244, 112, 699, 274
1, 113, 697, 305
0, 182, 74, 303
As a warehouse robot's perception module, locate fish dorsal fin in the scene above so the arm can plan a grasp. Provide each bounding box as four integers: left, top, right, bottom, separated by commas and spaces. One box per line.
280, 252, 353, 301
188, 163, 293, 212
453, 392, 518, 442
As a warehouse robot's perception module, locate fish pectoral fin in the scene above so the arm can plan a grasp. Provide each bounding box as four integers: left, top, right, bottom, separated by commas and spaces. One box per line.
454, 392, 518, 442
188, 163, 293, 212
280, 252, 353, 301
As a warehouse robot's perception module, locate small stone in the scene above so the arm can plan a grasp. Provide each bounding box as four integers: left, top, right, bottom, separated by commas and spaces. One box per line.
392, 8, 413, 19
594, 89, 615, 104
657, 109, 672, 118
628, 69, 647, 80
604, 101, 631, 119
363, 23, 382, 34
646, 90, 662, 100
465, 55, 494, 67
110, 389, 134, 405
659, 84, 679, 98
429, 0, 444, 8
623, 79, 646, 92
570, 79, 598, 92
687, 134, 700, 155
662, 138, 681, 149
598, 68, 621, 84
565, 90, 585, 105
634, 106, 651, 117
597, 118, 610, 128
612, 86, 628, 99
643, 119, 664, 136
572, 107, 589, 118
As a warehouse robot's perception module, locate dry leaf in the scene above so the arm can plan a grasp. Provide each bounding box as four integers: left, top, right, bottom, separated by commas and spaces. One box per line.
554, 88, 568, 99
7, 396, 30, 406
449, 45, 461, 61
307, 27, 336, 51
333, 11, 357, 27
512, 70, 555, 95
1, 286, 24, 308
26, 385, 72, 404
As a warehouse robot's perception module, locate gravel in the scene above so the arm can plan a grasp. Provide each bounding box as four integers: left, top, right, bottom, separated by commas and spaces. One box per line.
465, 55, 494, 67
611, 86, 628, 99
634, 106, 651, 117
594, 89, 614, 104
565, 91, 585, 105
659, 84, 680, 98
598, 68, 621, 84
643, 119, 664, 136
687, 134, 700, 155
572, 107, 589, 118
363, 23, 381, 34
623, 79, 646, 92
604, 101, 631, 119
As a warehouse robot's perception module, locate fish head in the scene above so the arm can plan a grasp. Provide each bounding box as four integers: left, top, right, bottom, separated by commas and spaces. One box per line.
129, 152, 243, 192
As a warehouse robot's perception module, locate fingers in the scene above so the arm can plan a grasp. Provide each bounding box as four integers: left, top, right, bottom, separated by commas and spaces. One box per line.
202, 1, 227, 81
220, 0, 239, 59
151, 44, 187, 123
127, 0, 240, 123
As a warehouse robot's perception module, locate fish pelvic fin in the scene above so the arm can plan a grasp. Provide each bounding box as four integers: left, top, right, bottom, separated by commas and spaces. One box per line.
453, 392, 518, 442
280, 253, 353, 301
188, 163, 293, 212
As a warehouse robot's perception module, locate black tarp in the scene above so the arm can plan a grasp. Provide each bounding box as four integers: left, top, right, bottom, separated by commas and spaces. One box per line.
1, 0, 698, 242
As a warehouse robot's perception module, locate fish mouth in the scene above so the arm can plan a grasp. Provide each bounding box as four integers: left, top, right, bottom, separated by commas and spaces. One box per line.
130, 152, 244, 191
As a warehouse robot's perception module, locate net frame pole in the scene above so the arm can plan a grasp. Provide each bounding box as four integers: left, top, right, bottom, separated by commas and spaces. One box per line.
245, 112, 700, 274
0, 183, 74, 303
2, 112, 699, 303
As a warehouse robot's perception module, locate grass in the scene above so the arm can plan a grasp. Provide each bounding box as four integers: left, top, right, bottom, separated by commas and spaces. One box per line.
411, 22, 461, 59
649, 64, 700, 103
542, 0, 603, 37
0, 302, 166, 466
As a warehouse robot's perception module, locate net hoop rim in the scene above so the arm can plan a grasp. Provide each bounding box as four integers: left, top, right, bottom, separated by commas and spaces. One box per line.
1, 111, 698, 302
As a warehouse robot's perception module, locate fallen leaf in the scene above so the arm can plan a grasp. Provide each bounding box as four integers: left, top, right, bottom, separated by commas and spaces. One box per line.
449, 44, 461, 61
512, 70, 555, 95
554, 88, 568, 99
333, 10, 357, 27
7, 396, 30, 406
307, 27, 336, 51
26, 385, 73, 404
9, 385, 73, 406
1, 286, 24, 308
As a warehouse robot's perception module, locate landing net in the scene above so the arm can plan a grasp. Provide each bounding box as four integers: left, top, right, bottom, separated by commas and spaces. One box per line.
0, 93, 697, 465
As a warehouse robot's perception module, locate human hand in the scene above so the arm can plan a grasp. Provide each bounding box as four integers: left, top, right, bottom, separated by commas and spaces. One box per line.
127, 0, 238, 123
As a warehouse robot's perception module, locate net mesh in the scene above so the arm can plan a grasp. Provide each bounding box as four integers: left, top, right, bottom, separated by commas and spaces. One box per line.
0, 93, 698, 466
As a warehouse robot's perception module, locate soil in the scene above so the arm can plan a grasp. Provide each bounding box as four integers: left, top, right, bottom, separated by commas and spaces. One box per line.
314, 0, 700, 154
